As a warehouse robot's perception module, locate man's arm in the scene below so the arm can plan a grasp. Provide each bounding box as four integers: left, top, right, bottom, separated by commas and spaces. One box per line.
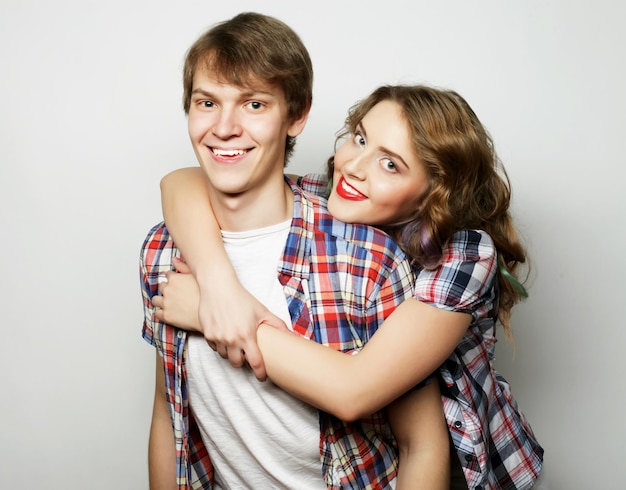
148, 353, 177, 490
388, 382, 450, 490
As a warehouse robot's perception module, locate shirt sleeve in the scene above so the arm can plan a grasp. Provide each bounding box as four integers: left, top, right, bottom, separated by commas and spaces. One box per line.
139, 222, 178, 348
413, 229, 497, 322
140, 258, 156, 347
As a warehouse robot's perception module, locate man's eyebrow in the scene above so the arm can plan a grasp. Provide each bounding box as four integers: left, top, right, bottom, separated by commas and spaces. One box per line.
191, 88, 212, 96
240, 87, 277, 98
190, 87, 276, 99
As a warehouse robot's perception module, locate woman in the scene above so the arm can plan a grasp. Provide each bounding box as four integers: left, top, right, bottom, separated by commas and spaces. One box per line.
154, 85, 544, 489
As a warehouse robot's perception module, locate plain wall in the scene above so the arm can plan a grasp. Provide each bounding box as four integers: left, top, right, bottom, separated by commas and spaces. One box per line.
1, 0, 624, 488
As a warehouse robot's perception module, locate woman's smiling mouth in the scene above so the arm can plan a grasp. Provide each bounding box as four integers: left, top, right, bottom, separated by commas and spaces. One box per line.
335, 176, 367, 201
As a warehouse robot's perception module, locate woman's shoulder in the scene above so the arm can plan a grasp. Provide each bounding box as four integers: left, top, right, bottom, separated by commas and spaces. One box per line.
296, 172, 329, 198
445, 229, 496, 262
414, 229, 498, 314
438, 229, 498, 285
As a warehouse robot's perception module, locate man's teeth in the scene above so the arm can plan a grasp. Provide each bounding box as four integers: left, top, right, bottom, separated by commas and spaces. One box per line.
213, 149, 246, 156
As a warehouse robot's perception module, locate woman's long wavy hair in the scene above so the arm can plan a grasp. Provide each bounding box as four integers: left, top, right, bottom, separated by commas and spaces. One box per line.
328, 85, 527, 335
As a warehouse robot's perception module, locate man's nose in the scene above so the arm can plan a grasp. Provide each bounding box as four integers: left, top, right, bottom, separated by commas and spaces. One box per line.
213, 107, 242, 139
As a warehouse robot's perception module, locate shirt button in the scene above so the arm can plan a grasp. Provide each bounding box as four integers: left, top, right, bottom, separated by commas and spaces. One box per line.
454, 420, 463, 429
465, 454, 473, 462
475, 486, 483, 490
177, 331, 184, 339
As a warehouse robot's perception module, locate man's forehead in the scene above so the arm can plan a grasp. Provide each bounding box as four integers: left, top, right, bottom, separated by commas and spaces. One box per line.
194, 64, 281, 97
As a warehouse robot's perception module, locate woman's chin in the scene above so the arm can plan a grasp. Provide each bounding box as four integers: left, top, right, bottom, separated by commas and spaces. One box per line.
327, 196, 367, 225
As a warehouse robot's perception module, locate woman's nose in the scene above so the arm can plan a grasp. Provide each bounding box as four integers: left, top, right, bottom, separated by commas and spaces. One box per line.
342, 152, 368, 180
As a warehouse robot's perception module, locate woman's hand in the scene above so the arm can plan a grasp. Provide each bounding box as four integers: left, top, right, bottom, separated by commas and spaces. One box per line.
155, 257, 289, 381
152, 265, 202, 332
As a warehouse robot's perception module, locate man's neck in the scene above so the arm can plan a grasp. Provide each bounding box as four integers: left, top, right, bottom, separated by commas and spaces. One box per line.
210, 180, 294, 232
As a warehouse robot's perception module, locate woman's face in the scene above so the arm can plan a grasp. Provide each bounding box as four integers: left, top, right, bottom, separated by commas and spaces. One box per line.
327, 100, 429, 226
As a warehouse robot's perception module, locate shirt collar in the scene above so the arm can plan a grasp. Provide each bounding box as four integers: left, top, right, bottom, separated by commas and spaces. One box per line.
278, 177, 312, 279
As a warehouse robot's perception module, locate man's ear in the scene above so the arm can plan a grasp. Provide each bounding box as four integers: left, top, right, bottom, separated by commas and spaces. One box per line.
287, 108, 310, 138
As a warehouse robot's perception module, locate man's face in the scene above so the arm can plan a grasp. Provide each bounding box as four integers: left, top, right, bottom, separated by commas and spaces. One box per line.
187, 67, 306, 199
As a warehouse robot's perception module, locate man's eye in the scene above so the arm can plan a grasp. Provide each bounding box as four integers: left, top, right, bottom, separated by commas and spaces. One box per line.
248, 101, 263, 110
201, 101, 214, 108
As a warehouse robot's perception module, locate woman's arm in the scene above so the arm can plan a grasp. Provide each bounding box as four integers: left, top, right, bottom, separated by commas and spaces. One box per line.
159, 167, 469, 419
154, 270, 454, 488
257, 299, 470, 421
154, 270, 469, 421
160, 167, 287, 380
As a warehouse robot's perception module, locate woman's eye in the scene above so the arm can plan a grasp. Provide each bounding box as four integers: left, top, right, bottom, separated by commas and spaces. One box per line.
382, 158, 397, 172
353, 133, 366, 147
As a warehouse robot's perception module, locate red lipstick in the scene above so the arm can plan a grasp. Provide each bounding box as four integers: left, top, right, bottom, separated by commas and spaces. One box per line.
335, 176, 367, 201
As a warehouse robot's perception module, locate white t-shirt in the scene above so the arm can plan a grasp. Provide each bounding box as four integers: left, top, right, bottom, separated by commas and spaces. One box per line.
186, 220, 325, 489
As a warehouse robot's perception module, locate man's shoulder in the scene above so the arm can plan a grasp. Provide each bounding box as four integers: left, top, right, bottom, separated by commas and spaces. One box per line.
141, 221, 172, 249
140, 221, 177, 271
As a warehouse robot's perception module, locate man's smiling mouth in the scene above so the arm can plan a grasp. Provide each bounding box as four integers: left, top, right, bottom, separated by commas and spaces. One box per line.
211, 148, 248, 157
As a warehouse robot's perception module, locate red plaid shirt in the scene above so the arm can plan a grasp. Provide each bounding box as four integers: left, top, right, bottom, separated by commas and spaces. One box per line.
301, 174, 544, 490
140, 179, 415, 489
415, 229, 543, 490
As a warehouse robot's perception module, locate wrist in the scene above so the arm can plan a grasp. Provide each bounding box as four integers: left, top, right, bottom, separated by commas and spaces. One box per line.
195, 263, 239, 291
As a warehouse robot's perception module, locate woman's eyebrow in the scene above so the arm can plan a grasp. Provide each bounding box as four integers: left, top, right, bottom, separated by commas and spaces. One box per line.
360, 119, 409, 169
356, 122, 366, 137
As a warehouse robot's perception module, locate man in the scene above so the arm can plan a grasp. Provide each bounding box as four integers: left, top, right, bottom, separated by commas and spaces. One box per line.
140, 12, 414, 489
